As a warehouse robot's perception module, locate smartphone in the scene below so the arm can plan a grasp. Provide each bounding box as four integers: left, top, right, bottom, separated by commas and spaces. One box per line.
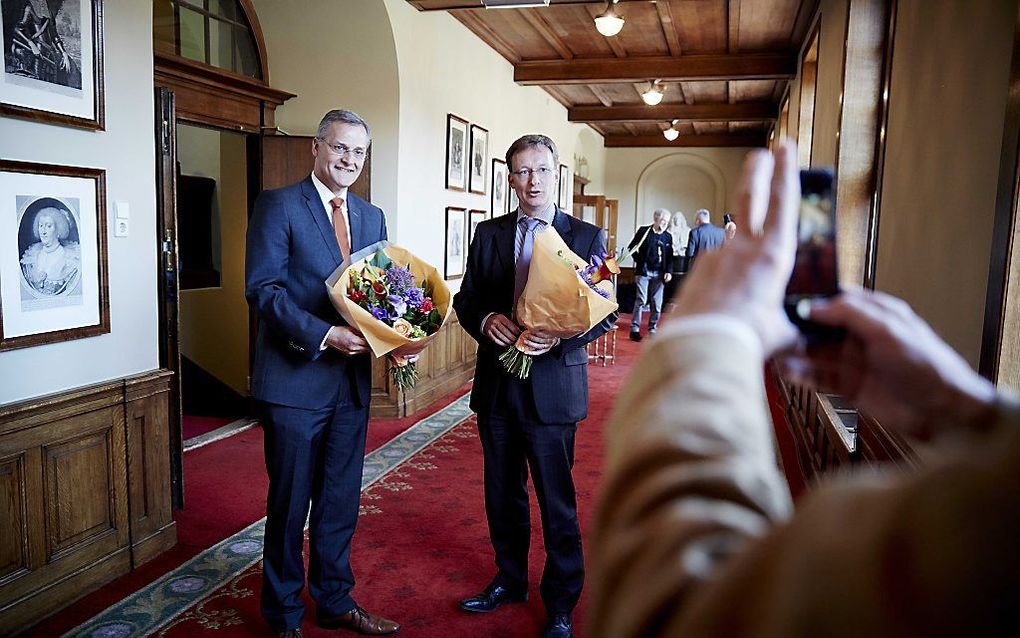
784, 168, 842, 341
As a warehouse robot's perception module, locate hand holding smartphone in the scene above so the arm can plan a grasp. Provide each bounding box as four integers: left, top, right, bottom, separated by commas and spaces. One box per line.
784, 168, 844, 342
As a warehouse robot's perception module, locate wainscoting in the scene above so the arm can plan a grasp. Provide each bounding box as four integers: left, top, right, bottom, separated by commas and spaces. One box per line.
370, 312, 476, 419
769, 364, 917, 482
0, 370, 177, 635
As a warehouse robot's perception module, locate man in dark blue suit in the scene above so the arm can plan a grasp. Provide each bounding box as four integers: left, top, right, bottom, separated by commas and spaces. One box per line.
453, 135, 617, 638
686, 208, 727, 267
246, 110, 401, 638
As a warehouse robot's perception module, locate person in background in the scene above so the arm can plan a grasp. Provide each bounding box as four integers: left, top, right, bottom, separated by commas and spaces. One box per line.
723, 213, 737, 241
686, 208, 726, 267
625, 209, 673, 342
591, 141, 1019, 638
665, 211, 690, 300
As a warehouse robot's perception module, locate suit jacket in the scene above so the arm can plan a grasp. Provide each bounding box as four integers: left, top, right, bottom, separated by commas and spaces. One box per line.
687, 223, 726, 260
591, 327, 1020, 638
627, 225, 674, 276
453, 209, 617, 424
245, 177, 388, 410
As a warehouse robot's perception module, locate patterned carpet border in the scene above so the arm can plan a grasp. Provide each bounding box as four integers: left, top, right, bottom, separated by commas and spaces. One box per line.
63, 393, 474, 638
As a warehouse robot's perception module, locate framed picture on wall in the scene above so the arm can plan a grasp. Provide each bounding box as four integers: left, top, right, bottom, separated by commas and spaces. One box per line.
445, 114, 468, 191
468, 209, 486, 246
0, 0, 106, 130
491, 158, 507, 218
557, 164, 572, 210
0, 160, 109, 351
444, 206, 466, 280
468, 124, 488, 195
508, 187, 519, 214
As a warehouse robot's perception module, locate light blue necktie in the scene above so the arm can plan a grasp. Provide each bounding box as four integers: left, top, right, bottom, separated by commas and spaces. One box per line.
513, 216, 542, 318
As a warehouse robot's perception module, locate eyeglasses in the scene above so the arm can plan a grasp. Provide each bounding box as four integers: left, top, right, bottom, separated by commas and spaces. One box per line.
510, 166, 554, 179
317, 138, 367, 160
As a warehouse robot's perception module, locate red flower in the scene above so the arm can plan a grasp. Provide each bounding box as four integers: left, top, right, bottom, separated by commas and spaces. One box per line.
420, 298, 434, 312
372, 281, 387, 296
348, 290, 367, 303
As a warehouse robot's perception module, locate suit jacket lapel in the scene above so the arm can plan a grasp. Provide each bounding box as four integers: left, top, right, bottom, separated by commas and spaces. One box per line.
552, 209, 574, 248
301, 177, 343, 265
495, 212, 517, 276
347, 195, 365, 253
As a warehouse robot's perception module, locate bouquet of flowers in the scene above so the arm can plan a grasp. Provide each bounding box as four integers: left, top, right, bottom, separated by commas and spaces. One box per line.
500, 229, 619, 379
326, 242, 451, 390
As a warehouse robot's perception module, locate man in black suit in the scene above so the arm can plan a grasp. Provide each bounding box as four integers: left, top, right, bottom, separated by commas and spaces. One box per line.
453, 135, 616, 638
246, 110, 409, 638
687, 208, 727, 267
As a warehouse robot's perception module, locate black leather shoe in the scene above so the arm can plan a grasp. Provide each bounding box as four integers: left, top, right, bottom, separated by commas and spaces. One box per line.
629, 331, 643, 342
543, 614, 573, 638
277, 630, 303, 638
459, 582, 527, 612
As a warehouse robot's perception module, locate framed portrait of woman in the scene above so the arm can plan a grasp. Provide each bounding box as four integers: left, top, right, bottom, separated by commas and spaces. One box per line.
445, 114, 468, 191
0, 0, 106, 130
468, 124, 488, 195
491, 158, 507, 217
0, 159, 109, 351
468, 209, 487, 246
444, 206, 466, 280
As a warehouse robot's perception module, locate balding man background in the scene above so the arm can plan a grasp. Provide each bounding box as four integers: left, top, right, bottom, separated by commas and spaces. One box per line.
686, 208, 726, 268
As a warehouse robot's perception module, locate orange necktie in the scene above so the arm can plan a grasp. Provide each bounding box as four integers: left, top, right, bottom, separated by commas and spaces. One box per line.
330, 197, 351, 259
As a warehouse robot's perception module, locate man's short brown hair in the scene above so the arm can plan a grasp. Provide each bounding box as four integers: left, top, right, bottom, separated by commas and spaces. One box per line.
505, 134, 558, 171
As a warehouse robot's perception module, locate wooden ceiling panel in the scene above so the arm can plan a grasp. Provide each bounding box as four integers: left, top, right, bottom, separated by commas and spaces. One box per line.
679, 80, 728, 103
409, 0, 807, 147
604, 2, 671, 57
729, 79, 779, 101
672, 0, 728, 53
737, 0, 803, 50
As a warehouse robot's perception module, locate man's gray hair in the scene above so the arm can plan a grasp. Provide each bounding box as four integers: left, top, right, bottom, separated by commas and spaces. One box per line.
317, 109, 371, 141
506, 134, 558, 171
653, 208, 671, 220
696, 209, 711, 223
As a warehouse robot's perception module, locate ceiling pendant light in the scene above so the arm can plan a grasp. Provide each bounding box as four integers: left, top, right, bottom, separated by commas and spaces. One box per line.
663, 120, 680, 141
594, 0, 625, 37
641, 80, 664, 106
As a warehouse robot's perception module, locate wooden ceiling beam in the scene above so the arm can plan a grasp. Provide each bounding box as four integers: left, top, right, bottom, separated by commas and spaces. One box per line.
604, 133, 767, 148
453, 10, 521, 64
520, 10, 574, 59
568, 101, 777, 123
514, 53, 797, 85
656, 1, 683, 56
409, 0, 644, 11
587, 84, 615, 107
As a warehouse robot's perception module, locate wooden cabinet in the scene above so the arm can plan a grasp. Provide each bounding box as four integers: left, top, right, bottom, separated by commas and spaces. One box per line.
0, 370, 176, 635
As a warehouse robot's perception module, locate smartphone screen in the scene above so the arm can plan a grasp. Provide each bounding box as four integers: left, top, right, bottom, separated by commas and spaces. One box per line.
786, 168, 838, 301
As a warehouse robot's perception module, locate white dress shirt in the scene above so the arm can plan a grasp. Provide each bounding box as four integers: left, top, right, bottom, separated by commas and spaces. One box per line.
310, 171, 352, 252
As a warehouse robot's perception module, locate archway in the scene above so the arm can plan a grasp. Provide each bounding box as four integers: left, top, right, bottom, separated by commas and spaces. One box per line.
634, 153, 728, 230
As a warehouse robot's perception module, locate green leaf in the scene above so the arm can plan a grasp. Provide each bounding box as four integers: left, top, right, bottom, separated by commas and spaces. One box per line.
369, 250, 393, 271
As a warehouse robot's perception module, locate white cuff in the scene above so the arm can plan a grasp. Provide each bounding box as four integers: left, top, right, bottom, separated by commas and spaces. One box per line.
653, 314, 762, 360
481, 312, 496, 333
320, 326, 334, 351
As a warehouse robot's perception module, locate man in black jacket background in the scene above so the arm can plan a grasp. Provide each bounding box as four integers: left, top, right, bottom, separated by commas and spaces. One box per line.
626, 209, 673, 342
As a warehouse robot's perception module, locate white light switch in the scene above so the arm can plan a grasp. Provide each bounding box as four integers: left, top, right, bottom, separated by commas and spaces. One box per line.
115, 201, 130, 219
114, 218, 129, 237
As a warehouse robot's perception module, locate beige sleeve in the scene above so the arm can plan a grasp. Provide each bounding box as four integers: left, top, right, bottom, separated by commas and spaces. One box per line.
591, 329, 1020, 638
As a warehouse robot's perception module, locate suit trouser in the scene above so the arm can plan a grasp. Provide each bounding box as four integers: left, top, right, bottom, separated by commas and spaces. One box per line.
477, 381, 584, 615
631, 273, 664, 331
258, 396, 369, 631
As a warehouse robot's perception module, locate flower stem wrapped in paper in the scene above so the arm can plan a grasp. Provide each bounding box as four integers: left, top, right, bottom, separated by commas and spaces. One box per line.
500, 229, 619, 379
326, 241, 451, 390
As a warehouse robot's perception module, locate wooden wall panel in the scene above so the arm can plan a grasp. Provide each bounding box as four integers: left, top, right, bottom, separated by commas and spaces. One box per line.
0, 454, 28, 583
0, 370, 175, 636
369, 312, 476, 418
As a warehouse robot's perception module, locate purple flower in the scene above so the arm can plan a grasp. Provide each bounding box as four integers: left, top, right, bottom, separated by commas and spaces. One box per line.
387, 295, 408, 318
385, 265, 415, 295
402, 287, 425, 308
368, 305, 388, 321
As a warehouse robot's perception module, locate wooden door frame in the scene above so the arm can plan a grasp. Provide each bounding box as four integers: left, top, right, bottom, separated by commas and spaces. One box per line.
154, 87, 184, 509
981, 1, 1020, 383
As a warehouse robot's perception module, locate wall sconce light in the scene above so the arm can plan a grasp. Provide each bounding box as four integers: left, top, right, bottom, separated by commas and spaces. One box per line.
663, 120, 680, 141
594, 0, 625, 37
641, 80, 664, 106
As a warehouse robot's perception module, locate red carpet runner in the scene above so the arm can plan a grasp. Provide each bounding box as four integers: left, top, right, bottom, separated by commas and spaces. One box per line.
43, 315, 803, 638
